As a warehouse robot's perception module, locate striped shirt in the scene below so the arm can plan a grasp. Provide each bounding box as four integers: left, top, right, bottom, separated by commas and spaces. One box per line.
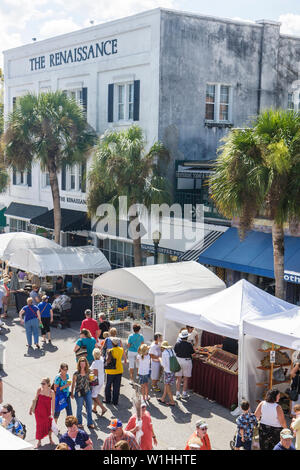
102, 430, 140, 450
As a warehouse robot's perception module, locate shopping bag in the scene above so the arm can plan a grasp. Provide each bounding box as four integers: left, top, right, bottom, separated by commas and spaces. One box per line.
55, 388, 68, 413
167, 349, 181, 373
51, 418, 59, 437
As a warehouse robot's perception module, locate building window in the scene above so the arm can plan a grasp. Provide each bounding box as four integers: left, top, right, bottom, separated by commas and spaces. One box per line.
288, 93, 294, 110
116, 82, 134, 122
205, 85, 216, 120
98, 238, 134, 269
13, 169, 27, 186
205, 84, 232, 123
9, 218, 29, 232
66, 89, 83, 107
42, 172, 50, 188
66, 164, 84, 192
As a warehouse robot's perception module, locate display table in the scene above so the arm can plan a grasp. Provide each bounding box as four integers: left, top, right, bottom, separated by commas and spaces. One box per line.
190, 359, 238, 409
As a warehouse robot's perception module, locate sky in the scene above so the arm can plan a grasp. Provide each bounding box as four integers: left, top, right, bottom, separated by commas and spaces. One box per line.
2, 0, 300, 66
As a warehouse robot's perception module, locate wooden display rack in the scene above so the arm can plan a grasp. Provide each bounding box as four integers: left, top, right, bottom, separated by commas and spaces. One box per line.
256, 343, 292, 390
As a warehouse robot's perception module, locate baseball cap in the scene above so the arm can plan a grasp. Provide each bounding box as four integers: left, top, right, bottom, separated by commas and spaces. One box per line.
195, 419, 208, 429
280, 428, 293, 439
108, 419, 123, 430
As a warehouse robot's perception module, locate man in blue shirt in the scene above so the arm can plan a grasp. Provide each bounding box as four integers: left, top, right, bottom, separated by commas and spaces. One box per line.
127, 323, 144, 384
273, 429, 296, 450
59, 415, 93, 450
38, 296, 53, 344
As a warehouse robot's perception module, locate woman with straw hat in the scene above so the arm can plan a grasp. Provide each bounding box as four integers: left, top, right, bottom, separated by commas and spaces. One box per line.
157, 341, 176, 406
136, 344, 151, 403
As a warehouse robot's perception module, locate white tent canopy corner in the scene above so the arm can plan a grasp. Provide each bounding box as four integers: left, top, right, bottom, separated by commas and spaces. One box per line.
93, 261, 226, 332
164, 279, 297, 409
8, 245, 111, 277
0, 425, 33, 450
0, 232, 60, 261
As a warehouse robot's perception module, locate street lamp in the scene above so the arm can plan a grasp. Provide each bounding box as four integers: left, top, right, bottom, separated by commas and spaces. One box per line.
152, 230, 161, 265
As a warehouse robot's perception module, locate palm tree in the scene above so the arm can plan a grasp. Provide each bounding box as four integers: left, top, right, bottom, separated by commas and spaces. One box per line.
3, 91, 96, 243
209, 109, 300, 299
87, 125, 170, 266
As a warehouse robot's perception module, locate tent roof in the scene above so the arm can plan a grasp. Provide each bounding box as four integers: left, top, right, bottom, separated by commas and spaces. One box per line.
244, 307, 300, 349
0, 232, 59, 261
164, 279, 295, 339
0, 426, 33, 450
8, 245, 111, 276
92, 261, 226, 307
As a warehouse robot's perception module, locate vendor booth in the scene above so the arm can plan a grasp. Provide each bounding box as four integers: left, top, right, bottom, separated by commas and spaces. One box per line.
0, 426, 33, 450
164, 279, 296, 410
8, 246, 111, 321
92, 261, 226, 343
0, 232, 59, 261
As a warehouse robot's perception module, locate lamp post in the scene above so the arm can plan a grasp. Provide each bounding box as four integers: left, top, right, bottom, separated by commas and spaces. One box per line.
152, 230, 161, 265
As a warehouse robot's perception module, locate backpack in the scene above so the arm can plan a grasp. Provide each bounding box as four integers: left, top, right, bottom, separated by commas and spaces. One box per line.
104, 349, 117, 370
11, 418, 26, 440
167, 349, 181, 373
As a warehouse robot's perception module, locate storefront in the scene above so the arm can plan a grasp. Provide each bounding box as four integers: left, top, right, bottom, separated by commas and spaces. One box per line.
198, 227, 300, 304
4, 202, 48, 234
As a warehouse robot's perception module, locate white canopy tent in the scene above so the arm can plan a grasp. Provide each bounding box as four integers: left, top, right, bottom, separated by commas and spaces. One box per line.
0, 232, 60, 261
0, 426, 33, 450
244, 307, 300, 351
164, 279, 296, 408
8, 245, 111, 276
93, 261, 226, 332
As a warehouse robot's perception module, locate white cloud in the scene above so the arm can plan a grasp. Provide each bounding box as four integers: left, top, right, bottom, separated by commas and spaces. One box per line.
55, 0, 176, 24
39, 17, 81, 39
279, 13, 300, 36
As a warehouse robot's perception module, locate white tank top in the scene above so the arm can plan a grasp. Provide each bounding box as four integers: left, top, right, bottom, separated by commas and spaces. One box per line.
260, 401, 281, 427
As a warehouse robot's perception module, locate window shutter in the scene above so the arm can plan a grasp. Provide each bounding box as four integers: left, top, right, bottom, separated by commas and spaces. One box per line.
133, 80, 140, 121
81, 163, 86, 193
61, 164, 66, 191
27, 168, 32, 187
12, 168, 16, 185
108, 84, 114, 123
82, 87, 88, 117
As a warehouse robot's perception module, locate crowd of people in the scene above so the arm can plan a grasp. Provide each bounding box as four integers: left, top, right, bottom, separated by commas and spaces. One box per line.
1, 294, 300, 451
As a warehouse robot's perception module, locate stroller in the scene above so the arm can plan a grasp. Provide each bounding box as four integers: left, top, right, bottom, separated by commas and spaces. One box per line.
52, 308, 71, 329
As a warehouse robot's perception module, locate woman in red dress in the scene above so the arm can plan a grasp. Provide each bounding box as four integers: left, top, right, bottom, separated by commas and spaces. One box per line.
30, 377, 55, 449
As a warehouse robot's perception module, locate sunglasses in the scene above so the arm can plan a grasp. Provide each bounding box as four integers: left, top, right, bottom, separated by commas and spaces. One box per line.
41, 382, 46, 385
1, 411, 9, 414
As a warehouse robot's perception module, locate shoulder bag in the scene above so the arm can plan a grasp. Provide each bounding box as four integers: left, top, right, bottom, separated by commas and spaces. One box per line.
167, 349, 181, 373
75, 339, 88, 360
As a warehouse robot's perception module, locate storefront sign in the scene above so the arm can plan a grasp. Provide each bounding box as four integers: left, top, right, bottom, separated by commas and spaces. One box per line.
60, 196, 86, 206
284, 273, 300, 284
141, 243, 183, 256
29, 39, 118, 71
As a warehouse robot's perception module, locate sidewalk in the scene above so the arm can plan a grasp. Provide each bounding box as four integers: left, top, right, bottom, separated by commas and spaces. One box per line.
0, 309, 236, 450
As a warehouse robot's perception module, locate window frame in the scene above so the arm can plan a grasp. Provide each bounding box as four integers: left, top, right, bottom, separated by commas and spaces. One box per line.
205, 83, 233, 124
114, 81, 135, 123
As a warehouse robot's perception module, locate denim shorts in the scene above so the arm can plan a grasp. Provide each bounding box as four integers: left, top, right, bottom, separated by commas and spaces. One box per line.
139, 374, 149, 385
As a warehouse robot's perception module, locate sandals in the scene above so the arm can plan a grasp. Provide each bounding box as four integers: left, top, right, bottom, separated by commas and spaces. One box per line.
167, 402, 176, 406
158, 398, 167, 405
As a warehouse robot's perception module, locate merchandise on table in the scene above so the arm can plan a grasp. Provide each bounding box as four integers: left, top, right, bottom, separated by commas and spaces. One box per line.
192, 345, 238, 375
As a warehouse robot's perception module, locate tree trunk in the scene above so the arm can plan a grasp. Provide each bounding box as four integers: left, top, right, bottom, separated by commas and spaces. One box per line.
49, 164, 61, 245
129, 214, 142, 266
272, 221, 285, 299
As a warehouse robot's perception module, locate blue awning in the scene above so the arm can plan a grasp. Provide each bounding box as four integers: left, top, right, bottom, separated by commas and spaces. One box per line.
198, 227, 300, 282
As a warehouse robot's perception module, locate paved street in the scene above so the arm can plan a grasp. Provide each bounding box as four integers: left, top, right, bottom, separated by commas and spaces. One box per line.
0, 309, 236, 450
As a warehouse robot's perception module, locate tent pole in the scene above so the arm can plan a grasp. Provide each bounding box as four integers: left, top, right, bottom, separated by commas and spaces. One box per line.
269, 343, 274, 390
